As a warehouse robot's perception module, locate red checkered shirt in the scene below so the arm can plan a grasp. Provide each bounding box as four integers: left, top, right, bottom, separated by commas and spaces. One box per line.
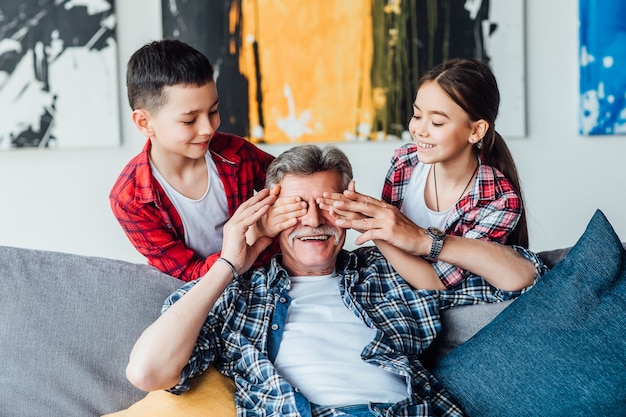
110, 133, 277, 281
382, 143, 523, 288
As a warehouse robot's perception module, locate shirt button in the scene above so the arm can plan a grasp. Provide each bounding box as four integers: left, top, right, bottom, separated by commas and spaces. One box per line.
279, 297, 287, 303
271, 324, 279, 331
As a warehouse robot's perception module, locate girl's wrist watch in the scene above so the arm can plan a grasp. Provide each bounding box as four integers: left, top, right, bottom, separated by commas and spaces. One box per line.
425, 227, 446, 260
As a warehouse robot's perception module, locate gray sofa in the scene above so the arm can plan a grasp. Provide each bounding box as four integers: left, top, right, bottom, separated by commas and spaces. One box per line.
1, 210, 624, 416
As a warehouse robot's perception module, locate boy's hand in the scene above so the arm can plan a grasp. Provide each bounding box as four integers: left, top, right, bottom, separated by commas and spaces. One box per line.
257, 185, 307, 238
221, 189, 276, 274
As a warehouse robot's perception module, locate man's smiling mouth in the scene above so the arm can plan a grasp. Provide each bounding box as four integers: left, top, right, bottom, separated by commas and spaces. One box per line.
289, 226, 340, 246
298, 235, 331, 241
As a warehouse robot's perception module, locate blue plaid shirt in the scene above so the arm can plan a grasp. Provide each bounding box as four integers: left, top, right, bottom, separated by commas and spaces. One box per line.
164, 246, 546, 416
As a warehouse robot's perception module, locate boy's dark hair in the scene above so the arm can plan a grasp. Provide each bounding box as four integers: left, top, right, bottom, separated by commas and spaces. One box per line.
126, 39, 214, 112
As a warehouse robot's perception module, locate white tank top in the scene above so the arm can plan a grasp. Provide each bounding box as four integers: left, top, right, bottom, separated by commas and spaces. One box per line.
273, 273, 408, 407
150, 153, 228, 257
399, 163, 449, 229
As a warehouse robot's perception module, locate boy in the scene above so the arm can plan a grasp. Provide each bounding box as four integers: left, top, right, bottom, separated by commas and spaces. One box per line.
110, 39, 276, 281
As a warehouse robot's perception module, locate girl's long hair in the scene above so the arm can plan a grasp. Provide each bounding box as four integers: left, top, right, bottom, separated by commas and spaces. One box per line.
419, 59, 528, 247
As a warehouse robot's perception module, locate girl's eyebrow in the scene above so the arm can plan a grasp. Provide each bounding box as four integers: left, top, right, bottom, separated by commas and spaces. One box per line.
413, 103, 450, 119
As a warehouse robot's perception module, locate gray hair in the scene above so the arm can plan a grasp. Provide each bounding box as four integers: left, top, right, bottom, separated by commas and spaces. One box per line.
266, 145, 353, 190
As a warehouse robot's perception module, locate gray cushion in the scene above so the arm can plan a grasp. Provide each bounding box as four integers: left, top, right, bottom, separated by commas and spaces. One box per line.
538, 243, 626, 269
0, 246, 182, 417
537, 247, 572, 269
420, 300, 514, 369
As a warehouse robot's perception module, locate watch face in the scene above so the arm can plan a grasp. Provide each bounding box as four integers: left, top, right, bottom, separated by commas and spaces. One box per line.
427, 227, 445, 238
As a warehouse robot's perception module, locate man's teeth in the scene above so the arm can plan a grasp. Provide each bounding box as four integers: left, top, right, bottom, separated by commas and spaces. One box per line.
299, 236, 330, 241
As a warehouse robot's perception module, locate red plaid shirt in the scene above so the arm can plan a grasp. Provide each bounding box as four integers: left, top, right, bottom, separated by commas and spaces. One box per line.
382, 143, 523, 288
110, 133, 277, 281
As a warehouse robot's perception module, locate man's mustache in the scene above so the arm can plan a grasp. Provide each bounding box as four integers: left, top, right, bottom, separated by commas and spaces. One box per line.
288, 225, 341, 246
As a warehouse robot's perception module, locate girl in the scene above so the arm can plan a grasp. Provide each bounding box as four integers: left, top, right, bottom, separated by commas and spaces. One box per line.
318, 59, 539, 293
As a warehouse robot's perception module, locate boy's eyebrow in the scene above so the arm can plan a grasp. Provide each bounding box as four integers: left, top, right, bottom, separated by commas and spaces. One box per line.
180, 99, 219, 115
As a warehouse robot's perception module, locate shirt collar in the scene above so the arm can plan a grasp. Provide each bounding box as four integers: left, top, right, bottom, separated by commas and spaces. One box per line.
266, 249, 358, 289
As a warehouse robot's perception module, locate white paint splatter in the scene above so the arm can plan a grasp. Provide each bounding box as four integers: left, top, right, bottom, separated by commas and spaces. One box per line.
464, 0, 483, 20
64, 0, 111, 15
616, 108, 626, 133
580, 90, 599, 135
580, 45, 594, 66
168, 0, 179, 15
0, 50, 54, 148
0, 39, 22, 56
251, 125, 264, 140
598, 82, 605, 99
275, 84, 313, 142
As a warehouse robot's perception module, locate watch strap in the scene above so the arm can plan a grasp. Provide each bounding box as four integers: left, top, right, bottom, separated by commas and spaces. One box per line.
426, 227, 445, 260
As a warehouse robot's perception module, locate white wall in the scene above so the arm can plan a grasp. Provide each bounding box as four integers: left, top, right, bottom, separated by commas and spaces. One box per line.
1, 0, 624, 264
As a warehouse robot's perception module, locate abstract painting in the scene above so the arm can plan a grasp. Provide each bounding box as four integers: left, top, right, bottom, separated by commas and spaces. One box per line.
0, 0, 119, 150
579, 0, 626, 135
163, 0, 525, 144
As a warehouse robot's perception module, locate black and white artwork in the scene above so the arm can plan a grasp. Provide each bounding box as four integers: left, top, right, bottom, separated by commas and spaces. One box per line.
0, 0, 120, 150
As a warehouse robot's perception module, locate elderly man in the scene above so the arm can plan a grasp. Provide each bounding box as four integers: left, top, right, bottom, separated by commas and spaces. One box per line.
126, 145, 544, 416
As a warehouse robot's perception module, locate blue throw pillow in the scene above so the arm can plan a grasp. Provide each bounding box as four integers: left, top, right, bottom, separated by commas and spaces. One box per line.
433, 210, 626, 417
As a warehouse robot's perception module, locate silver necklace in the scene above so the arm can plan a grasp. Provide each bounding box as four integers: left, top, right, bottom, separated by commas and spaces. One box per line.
433, 163, 479, 212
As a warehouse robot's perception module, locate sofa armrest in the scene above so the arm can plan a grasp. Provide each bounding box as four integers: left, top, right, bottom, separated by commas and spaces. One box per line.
0, 246, 182, 417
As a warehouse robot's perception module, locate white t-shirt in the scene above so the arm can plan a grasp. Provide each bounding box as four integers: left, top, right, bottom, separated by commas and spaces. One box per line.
400, 163, 449, 230
150, 153, 228, 257
273, 273, 408, 407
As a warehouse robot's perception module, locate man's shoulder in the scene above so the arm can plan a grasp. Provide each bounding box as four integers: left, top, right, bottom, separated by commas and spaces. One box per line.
351, 246, 387, 263
240, 258, 285, 289
344, 247, 397, 277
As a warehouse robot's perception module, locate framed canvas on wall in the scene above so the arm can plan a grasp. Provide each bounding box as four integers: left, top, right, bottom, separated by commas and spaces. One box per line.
0, 0, 120, 150
163, 0, 526, 144
579, 0, 626, 135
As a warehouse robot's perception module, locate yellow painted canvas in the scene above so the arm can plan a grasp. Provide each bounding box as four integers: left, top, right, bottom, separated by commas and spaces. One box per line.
238, 0, 374, 144
162, 0, 526, 143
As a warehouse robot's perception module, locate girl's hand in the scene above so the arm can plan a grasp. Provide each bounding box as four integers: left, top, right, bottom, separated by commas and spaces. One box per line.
318, 181, 426, 255
317, 180, 368, 231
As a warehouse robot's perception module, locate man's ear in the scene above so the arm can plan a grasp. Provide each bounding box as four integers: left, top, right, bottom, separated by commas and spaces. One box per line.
469, 119, 489, 144
131, 109, 154, 138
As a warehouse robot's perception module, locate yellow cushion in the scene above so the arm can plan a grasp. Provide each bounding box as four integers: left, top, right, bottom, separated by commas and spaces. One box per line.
102, 366, 236, 417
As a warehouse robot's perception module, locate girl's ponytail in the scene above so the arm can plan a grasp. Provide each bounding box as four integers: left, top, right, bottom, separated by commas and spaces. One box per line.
479, 130, 529, 248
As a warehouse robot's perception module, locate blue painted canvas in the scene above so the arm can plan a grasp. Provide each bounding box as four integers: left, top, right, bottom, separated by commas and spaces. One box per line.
579, 0, 626, 135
